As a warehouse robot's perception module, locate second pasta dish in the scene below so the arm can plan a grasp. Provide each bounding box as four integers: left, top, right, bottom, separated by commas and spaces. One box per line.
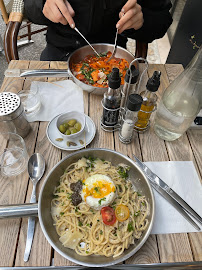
51, 157, 149, 258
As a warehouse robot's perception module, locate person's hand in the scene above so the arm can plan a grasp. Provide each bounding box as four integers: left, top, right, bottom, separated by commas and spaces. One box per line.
43, 0, 75, 27
116, 0, 143, 34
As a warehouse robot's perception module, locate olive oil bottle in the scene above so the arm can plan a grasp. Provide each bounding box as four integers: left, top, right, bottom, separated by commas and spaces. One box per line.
134, 71, 161, 132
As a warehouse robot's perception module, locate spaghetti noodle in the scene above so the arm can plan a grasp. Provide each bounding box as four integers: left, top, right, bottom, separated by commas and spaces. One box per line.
51, 157, 149, 258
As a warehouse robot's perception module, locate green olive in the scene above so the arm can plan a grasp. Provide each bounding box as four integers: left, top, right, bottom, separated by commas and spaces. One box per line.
63, 122, 69, 129
65, 129, 71, 135
71, 128, 78, 134
74, 122, 82, 131
68, 119, 77, 127
59, 124, 66, 134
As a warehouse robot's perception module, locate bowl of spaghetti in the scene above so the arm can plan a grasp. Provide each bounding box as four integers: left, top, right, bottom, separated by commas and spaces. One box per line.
38, 148, 155, 267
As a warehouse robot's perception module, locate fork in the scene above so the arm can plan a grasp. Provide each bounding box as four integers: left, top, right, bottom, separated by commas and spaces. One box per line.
107, 28, 119, 62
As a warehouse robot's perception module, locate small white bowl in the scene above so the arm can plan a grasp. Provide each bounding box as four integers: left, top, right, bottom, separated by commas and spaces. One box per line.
56, 111, 86, 139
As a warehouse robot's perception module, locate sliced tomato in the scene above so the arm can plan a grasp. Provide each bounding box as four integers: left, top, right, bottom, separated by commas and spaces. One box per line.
115, 204, 130, 222
101, 206, 116, 226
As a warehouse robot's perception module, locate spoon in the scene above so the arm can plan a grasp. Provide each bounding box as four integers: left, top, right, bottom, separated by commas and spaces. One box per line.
74, 27, 100, 57
24, 153, 45, 262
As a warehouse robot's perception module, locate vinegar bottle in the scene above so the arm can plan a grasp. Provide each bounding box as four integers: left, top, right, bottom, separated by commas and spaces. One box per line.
154, 46, 202, 141
102, 68, 121, 126
134, 71, 161, 132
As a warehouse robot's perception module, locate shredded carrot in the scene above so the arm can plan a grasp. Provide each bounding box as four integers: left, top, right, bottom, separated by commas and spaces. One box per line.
71, 51, 129, 88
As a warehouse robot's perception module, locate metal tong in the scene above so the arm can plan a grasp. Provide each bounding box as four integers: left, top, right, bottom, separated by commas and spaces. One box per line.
134, 155, 202, 231
74, 27, 100, 57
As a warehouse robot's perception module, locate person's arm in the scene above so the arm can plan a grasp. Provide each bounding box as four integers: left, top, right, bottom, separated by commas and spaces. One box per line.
117, 0, 172, 43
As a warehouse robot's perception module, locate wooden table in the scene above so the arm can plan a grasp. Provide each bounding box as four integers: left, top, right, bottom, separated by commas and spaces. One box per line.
0, 60, 202, 268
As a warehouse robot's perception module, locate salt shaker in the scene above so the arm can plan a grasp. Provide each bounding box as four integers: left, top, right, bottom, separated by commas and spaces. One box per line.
119, 94, 143, 144
0, 92, 31, 138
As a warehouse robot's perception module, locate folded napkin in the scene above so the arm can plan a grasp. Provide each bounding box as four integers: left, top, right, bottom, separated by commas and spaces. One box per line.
146, 161, 202, 234
27, 80, 84, 122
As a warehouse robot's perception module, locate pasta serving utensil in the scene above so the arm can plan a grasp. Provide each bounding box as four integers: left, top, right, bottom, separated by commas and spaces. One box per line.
133, 155, 202, 231
74, 27, 100, 57
107, 28, 119, 63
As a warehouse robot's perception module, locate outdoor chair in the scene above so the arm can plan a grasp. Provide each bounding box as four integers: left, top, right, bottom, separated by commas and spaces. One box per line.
0, 0, 47, 63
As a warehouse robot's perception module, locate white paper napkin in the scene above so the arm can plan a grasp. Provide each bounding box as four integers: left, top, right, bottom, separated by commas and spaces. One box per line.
145, 161, 202, 234
27, 80, 84, 122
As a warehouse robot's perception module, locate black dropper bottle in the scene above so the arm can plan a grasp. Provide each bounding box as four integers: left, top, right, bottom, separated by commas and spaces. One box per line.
120, 65, 139, 108
102, 68, 121, 126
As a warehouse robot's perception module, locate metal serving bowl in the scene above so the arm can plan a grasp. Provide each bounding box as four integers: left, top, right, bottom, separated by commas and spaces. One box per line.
67, 43, 135, 95
38, 148, 155, 267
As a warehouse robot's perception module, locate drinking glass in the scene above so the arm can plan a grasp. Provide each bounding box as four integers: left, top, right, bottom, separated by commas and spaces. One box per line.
3, 78, 41, 118
18, 81, 41, 117
0, 132, 29, 177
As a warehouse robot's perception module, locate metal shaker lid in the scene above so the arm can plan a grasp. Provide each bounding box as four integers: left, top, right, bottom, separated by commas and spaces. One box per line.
0, 92, 23, 121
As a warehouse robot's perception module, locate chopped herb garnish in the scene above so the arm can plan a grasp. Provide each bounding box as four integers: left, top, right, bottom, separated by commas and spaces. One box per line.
100, 230, 103, 235
142, 202, 145, 206
94, 187, 100, 193
118, 166, 130, 179
134, 210, 140, 217
127, 222, 134, 232
86, 251, 89, 254
118, 184, 122, 192
98, 197, 106, 205
60, 212, 64, 216
99, 51, 108, 57
78, 221, 83, 226
137, 192, 142, 196
67, 193, 72, 199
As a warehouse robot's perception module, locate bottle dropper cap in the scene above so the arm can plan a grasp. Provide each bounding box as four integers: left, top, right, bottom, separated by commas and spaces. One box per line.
124, 65, 139, 84
108, 68, 121, 89
146, 71, 161, 92
126, 94, 143, 111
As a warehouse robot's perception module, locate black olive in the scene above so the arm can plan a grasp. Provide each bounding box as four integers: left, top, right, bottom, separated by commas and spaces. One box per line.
71, 192, 82, 206
70, 180, 83, 192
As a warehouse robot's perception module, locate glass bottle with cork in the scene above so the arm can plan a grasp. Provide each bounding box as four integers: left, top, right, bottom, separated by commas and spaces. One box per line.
134, 71, 161, 132
102, 68, 121, 129
119, 94, 143, 144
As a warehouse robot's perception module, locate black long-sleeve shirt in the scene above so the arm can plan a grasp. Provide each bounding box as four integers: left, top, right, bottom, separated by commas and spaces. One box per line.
24, 0, 172, 51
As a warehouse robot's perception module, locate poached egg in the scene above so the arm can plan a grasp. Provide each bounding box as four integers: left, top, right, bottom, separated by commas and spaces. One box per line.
81, 174, 116, 210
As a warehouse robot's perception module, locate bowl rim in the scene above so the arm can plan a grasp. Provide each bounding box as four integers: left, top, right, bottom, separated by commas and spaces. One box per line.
56, 111, 86, 138
38, 148, 155, 267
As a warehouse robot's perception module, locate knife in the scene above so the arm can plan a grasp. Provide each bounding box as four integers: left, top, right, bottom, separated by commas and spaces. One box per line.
133, 155, 202, 231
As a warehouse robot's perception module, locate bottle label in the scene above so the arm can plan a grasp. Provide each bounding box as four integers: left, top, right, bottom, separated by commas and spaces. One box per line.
103, 109, 119, 126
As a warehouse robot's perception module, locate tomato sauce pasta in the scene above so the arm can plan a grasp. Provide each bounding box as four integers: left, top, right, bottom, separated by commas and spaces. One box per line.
71, 51, 129, 88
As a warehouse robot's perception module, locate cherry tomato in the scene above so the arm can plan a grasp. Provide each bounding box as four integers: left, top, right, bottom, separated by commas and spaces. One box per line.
101, 206, 116, 226
115, 204, 130, 222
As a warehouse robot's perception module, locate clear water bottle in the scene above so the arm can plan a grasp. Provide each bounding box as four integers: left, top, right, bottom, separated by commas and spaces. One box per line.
154, 46, 202, 141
